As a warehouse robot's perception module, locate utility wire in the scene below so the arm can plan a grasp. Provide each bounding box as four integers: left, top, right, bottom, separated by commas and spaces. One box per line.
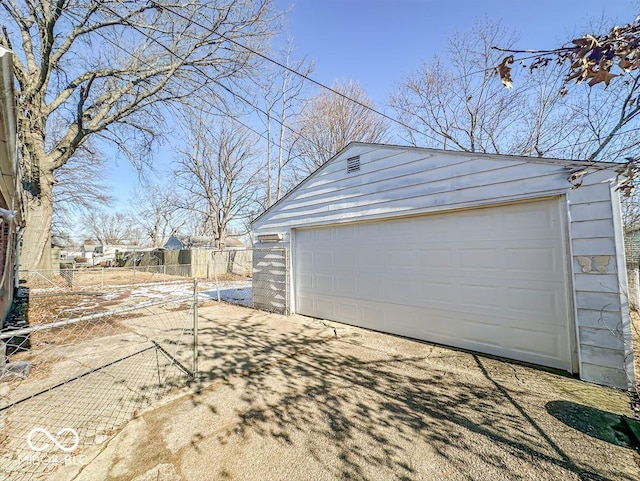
58, 7, 324, 163
147, 0, 442, 143
58, 2, 637, 165
93, 2, 341, 158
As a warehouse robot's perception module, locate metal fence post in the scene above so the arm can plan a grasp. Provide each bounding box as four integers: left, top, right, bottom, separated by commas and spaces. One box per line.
634, 266, 640, 310
193, 278, 199, 379
212, 252, 221, 302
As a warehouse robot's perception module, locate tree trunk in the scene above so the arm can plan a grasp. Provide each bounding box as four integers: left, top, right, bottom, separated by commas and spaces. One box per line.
21, 176, 54, 272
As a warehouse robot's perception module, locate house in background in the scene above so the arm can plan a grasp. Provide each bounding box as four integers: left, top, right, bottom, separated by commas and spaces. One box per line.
163, 235, 184, 250
252, 142, 634, 390
163, 235, 246, 250
624, 227, 640, 263
0, 47, 24, 326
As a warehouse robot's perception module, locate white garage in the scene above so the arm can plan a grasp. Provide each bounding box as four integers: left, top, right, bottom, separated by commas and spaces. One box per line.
252, 143, 635, 389
295, 198, 573, 371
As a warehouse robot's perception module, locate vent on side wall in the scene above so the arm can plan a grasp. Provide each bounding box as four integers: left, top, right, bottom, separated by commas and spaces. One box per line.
258, 233, 283, 243
346, 155, 360, 173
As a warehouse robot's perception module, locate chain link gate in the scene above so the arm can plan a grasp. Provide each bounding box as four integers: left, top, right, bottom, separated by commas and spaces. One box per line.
0, 279, 200, 480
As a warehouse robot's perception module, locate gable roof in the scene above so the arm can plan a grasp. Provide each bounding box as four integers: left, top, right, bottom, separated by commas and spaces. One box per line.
252, 142, 619, 225
163, 235, 184, 250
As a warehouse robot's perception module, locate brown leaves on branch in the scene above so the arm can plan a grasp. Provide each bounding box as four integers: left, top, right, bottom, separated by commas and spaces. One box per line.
494, 17, 640, 196
494, 17, 640, 88
615, 159, 639, 197
497, 55, 514, 88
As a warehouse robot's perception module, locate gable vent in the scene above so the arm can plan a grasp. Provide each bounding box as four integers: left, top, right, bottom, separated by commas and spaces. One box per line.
346, 155, 360, 173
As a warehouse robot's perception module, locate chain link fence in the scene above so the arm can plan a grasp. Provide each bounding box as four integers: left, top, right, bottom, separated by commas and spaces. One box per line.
0, 279, 199, 480
19, 265, 192, 292
627, 261, 640, 311
0, 246, 294, 478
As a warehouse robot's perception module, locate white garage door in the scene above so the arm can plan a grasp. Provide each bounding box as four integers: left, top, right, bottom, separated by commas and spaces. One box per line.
295, 198, 573, 371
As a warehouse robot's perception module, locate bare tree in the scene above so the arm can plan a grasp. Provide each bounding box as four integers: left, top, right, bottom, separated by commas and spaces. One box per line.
0, 0, 277, 270
81, 211, 135, 245
132, 183, 186, 248
52, 144, 113, 241
291, 80, 390, 174
175, 115, 262, 248
258, 38, 314, 206
494, 15, 640, 195
390, 18, 640, 189
390, 20, 526, 153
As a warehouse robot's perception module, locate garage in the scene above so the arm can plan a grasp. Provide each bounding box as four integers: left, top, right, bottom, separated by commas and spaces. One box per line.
294, 198, 573, 371
252, 142, 634, 389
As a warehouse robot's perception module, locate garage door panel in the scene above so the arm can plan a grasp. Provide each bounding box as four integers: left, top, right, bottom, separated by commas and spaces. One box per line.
458, 248, 499, 269
334, 250, 356, 267
315, 251, 333, 266
508, 335, 566, 369
387, 249, 415, 267
419, 281, 456, 303
297, 295, 315, 314
458, 283, 501, 309
357, 247, 384, 267
357, 277, 384, 297
456, 211, 497, 234
337, 302, 358, 320
325, 293, 570, 369
419, 249, 453, 268
333, 224, 355, 241
505, 246, 558, 271
313, 228, 333, 242
336, 274, 358, 294
299, 273, 313, 289
507, 286, 561, 315
295, 198, 572, 371
315, 274, 333, 291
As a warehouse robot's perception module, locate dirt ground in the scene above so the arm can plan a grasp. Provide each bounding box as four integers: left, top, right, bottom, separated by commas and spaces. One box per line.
21, 268, 248, 292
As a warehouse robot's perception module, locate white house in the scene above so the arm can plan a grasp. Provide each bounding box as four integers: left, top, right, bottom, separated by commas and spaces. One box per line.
0, 47, 23, 326
252, 142, 635, 390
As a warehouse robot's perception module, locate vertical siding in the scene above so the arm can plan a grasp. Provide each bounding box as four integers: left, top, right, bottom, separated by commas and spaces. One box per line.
253, 144, 635, 389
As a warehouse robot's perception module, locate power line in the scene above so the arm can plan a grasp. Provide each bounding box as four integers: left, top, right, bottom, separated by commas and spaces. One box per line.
93, 2, 345, 159
57, 6, 323, 163
147, 0, 443, 144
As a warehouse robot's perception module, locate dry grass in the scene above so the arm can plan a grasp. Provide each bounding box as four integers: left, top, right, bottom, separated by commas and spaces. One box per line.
5, 291, 138, 374
27, 293, 99, 325
72, 269, 189, 286
22, 269, 249, 292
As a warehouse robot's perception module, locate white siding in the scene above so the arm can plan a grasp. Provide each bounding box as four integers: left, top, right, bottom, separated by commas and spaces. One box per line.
253, 144, 634, 389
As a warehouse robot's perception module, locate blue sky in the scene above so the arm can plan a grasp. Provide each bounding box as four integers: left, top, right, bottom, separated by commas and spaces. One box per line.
274, 0, 636, 105
105, 0, 637, 211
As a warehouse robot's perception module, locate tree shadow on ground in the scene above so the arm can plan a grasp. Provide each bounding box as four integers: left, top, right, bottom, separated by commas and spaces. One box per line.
546, 400, 639, 450
181, 306, 636, 481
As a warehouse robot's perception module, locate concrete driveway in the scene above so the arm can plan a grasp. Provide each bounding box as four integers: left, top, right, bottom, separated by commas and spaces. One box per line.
54, 303, 639, 481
